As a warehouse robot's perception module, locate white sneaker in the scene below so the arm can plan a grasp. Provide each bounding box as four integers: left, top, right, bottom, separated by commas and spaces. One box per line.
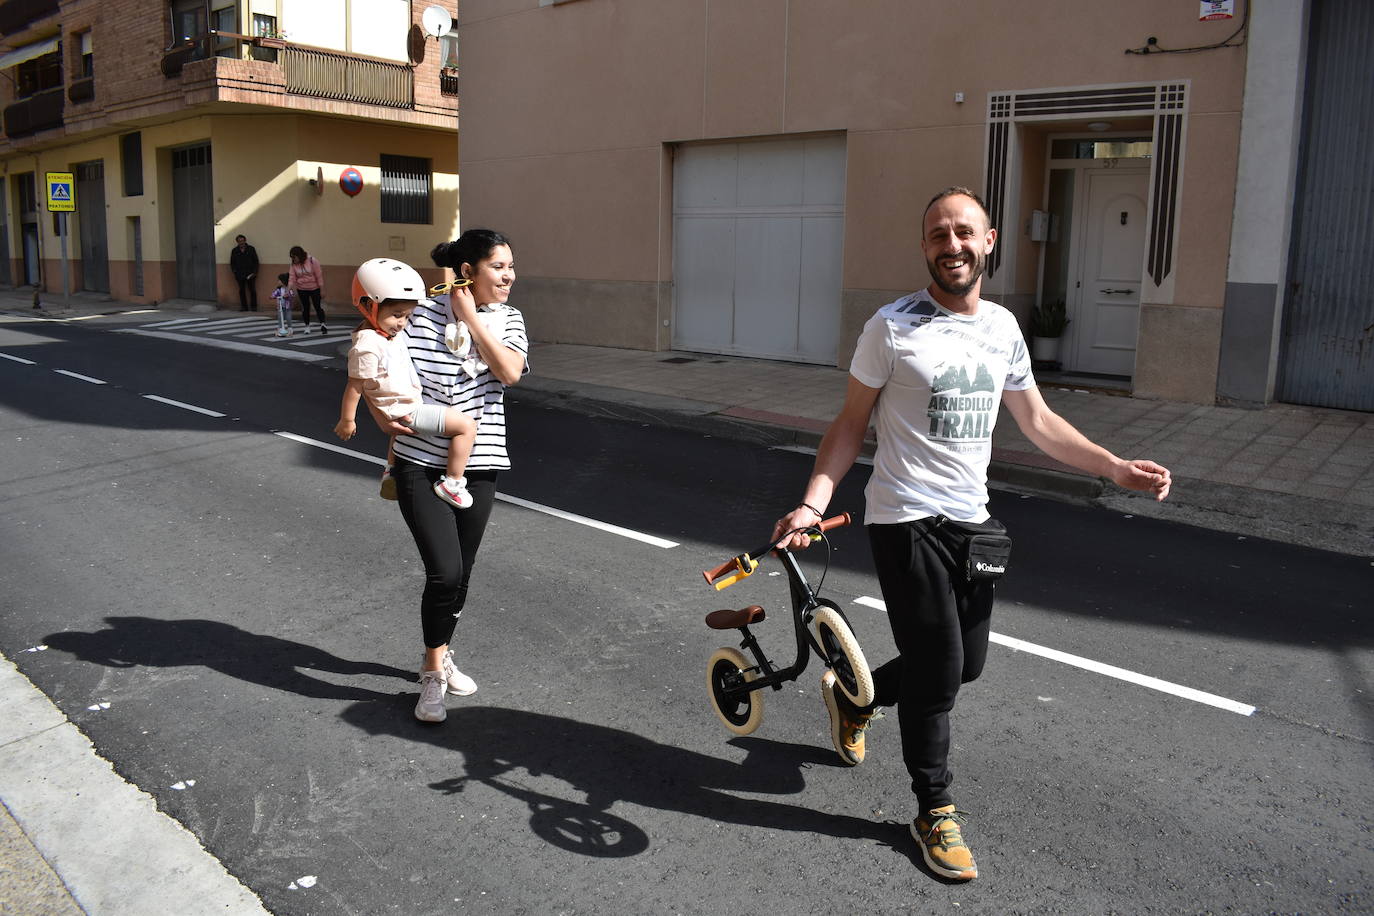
414, 670, 447, 722
433, 476, 473, 509
441, 649, 477, 696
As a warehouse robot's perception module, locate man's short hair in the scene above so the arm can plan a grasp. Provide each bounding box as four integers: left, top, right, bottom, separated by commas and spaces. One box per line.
923, 187, 992, 231
235, 234, 246, 242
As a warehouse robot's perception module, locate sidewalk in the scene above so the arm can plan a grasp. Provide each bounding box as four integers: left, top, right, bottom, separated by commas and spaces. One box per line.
1, 290, 1371, 913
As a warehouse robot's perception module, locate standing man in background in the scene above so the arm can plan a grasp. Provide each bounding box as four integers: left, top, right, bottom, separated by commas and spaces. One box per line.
773, 187, 1171, 882
231, 234, 260, 312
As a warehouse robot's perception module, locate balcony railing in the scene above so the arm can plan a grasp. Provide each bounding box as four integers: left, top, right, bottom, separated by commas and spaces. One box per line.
281, 45, 412, 109
3, 85, 62, 137
440, 70, 458, 96
0, 0, 59, 35
159, 33, 414, 110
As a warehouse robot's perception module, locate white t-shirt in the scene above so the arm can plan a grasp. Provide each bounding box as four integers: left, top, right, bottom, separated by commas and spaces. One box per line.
849, 290, 1034, 523
347, 328, 421, 421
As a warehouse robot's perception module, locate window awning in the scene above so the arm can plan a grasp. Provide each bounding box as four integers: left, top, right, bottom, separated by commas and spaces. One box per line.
0, 37, 59, 71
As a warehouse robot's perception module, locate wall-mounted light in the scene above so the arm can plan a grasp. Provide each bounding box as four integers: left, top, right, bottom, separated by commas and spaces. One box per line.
1088, 121, 1112, 132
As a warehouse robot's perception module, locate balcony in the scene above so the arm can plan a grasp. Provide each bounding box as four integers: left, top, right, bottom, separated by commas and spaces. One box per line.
3, 85, 62, 137
0, 0, 58, 36
280, 45, 412, 109
163, 33, 414, 110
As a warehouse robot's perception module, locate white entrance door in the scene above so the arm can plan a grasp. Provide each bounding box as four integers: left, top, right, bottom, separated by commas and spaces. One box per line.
672, 136, 845, 364
1069, 169, 1148, 375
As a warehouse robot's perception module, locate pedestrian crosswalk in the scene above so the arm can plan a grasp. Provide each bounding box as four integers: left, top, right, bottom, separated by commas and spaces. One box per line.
116, 314, 345, 362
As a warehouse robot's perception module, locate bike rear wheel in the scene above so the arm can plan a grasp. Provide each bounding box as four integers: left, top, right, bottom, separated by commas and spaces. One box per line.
812, 605, 874, 707
705, 646, 764, 735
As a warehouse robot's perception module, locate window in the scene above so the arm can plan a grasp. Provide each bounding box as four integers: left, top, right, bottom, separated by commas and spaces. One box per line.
253, 13, 280, 39
213, 5, 237, 57
171, 0, 208, 60
78, 31, 93, 78
380, 155, 432, 224
121, 133, 143, 197
16, 49, 61, 98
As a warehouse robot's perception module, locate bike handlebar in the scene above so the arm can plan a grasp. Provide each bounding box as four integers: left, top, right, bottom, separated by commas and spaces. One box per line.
701, 512, 851, 590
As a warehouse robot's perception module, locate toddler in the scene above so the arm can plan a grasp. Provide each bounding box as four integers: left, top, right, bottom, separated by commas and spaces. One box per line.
333, 258, 476, 508
271, 273, 294, 337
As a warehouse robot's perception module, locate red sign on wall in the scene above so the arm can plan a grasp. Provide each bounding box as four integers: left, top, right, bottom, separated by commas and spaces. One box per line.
339, 167, 364, 197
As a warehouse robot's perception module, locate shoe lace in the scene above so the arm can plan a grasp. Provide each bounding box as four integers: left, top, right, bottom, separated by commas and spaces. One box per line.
921, 809, 969, 849
418, 672, 444, 702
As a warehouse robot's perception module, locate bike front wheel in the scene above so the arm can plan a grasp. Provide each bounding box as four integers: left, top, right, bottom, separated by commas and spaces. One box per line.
705, 646, 764, 735
811, 605, 874, 707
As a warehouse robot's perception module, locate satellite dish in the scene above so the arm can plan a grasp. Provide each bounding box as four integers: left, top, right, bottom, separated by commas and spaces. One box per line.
422, 5, 451, 38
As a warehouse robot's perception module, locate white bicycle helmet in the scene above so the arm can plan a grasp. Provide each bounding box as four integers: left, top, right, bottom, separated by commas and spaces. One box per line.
351, 258, 425, 335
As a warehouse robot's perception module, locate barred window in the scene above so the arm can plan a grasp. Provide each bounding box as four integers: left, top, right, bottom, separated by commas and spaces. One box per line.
380, 154, 432, 224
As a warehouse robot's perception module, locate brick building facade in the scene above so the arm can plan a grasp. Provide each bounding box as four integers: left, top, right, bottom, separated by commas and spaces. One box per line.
0, 0, 460, 308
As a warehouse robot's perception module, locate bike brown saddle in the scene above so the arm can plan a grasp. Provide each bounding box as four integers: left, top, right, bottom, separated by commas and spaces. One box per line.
705, 606, 766, 630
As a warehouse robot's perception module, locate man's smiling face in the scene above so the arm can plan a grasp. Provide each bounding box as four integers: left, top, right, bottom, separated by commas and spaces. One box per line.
920, 194, 996, 297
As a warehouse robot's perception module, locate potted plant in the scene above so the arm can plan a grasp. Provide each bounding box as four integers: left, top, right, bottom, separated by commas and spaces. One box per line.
1029, 299, 1069, 363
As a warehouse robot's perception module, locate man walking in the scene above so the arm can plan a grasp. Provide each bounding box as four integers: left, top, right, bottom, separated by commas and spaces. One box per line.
230, 234, 259, 311
772, 187, 1171, 881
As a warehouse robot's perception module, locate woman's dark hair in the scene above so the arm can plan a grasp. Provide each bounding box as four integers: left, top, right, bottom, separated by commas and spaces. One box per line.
289, 245, 307, 262
431, 229, 511, 274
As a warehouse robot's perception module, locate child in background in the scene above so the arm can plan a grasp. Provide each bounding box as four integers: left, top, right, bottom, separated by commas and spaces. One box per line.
333, 258, 477, 509
271, 273, 295, 338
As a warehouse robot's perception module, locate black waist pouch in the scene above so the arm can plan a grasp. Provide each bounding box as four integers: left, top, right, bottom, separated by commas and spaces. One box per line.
936, 516, 1012, 581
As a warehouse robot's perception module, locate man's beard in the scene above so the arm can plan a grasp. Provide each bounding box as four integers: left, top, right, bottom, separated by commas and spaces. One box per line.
927, 250, 985, 296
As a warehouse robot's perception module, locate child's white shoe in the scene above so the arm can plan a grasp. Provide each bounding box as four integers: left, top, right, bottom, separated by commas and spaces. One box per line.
433, 475, 472, 509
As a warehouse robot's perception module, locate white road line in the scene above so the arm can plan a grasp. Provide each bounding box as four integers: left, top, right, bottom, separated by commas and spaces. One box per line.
273, 431, 679, 548
274, 431, 385, 466
114, 329, 332, 362
771, 444, 873, 466
62, 309, 160, 321
852, 595, 1257, 716
286, 335, 343, 347
496, 493, 679, 549
208, 323, 276, 336
0, 352, 37, 364
140, 318, 212, 329
142, 394, 226, 417
52, 369, 106, 384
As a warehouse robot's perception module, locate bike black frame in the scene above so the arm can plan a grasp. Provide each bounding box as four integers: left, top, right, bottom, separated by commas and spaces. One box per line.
717, 544, 851, 702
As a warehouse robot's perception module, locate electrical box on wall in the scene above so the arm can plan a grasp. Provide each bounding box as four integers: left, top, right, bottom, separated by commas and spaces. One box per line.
1028, 210, 1049, 242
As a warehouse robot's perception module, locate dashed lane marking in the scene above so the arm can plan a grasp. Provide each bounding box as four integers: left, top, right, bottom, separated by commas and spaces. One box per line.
0, 352, 36, 364
852, 595, 1257, 716
114, 329, 332, 362
273, 431, 679, 549
142, 394, 227, 418
52, 369, 106, 384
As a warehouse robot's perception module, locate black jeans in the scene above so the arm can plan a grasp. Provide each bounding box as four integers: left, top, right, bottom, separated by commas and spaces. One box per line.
393, 460, 498, 649
297, 288, 325, 325
236, 276, 257, 310
865, 519, 996, 810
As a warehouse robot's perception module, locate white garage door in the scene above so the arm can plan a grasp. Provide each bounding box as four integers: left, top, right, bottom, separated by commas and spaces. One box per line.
672, 136, 846, 364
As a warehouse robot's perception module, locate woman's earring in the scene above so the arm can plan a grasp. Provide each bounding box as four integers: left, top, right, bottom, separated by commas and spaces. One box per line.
429, 278, 473, 296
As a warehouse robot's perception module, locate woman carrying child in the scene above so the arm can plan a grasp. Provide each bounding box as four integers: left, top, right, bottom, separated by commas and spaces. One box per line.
361, 230, 527, 723
334, 258, 477, 510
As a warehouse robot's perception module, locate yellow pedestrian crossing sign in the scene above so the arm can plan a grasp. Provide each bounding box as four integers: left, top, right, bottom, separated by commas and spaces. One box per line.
45, 172, 75, 212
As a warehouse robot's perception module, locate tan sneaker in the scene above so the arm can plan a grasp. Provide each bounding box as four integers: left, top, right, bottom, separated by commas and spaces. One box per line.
911, 805, 977, 880
821, 669, 874, 765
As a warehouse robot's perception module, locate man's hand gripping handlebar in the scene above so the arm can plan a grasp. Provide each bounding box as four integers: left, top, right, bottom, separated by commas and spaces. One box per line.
700, 512, 852, 591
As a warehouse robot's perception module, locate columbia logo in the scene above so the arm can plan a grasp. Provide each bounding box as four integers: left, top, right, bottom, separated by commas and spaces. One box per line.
975, 561, 1005, 574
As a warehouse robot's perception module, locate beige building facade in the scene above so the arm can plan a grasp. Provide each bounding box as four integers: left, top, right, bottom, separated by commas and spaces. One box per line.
0, 0, 461, 309
457, 0, 1368, 410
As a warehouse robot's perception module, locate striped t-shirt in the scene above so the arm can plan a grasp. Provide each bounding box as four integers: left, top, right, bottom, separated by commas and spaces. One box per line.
391, 295, 529, 471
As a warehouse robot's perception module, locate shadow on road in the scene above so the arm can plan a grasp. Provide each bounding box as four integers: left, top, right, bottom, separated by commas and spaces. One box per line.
43, 616, 413, 701
339, 700, 920, 862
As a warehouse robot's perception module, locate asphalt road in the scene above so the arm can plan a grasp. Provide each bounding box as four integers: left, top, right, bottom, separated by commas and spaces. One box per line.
0, 314, 1370, 915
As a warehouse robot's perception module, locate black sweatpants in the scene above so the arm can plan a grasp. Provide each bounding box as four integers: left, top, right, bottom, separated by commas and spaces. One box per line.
393, 459, 498, 649
865, 518, 997, 810
297, 288, 325, 326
